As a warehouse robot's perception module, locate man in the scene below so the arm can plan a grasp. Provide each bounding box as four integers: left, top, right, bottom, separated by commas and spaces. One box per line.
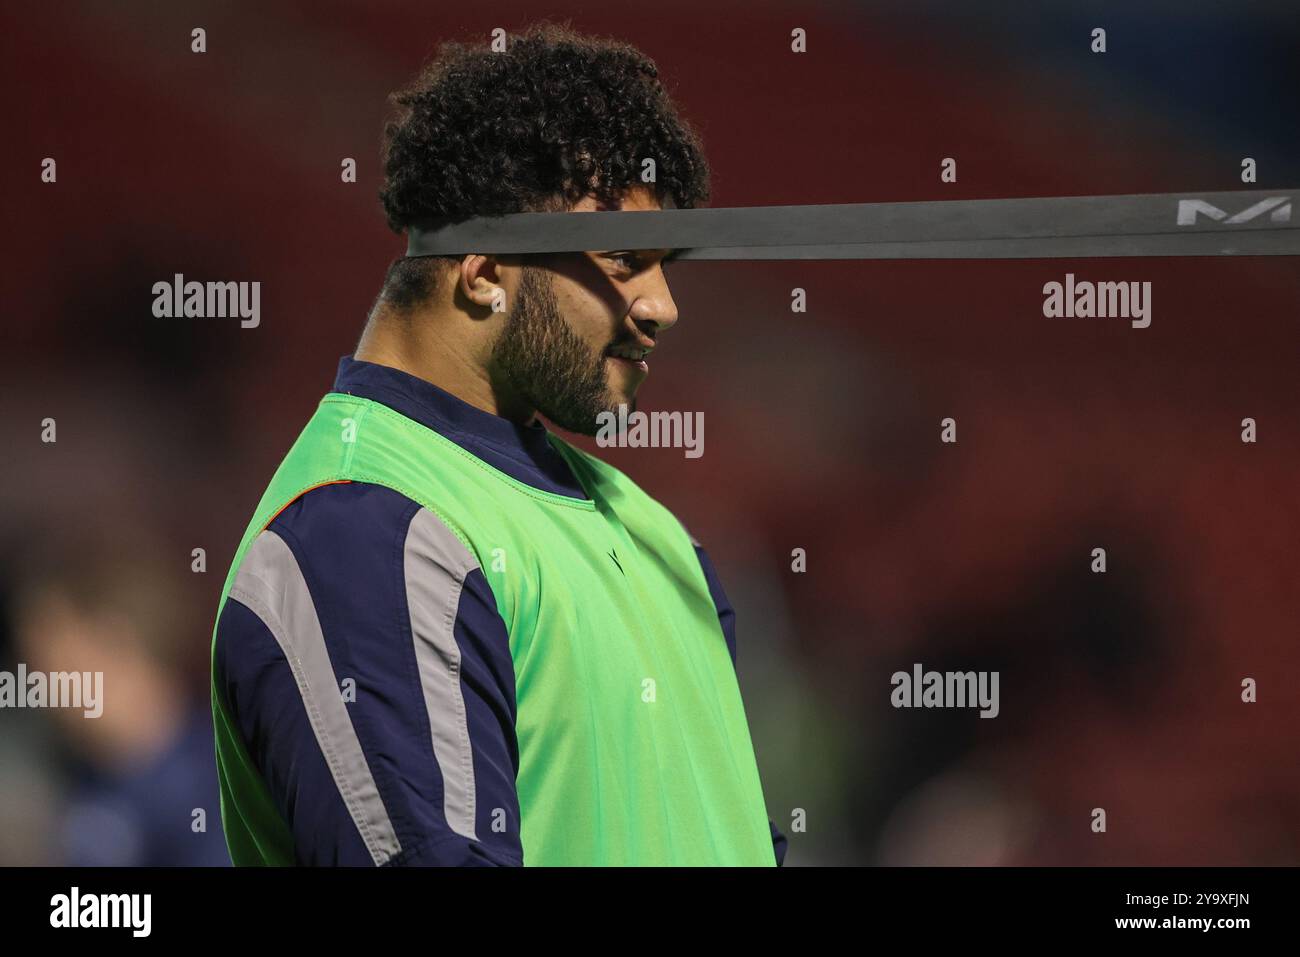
210, 21, 786, 866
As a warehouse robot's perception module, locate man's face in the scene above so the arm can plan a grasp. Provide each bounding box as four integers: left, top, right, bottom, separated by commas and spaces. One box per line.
489, 188, 678, 436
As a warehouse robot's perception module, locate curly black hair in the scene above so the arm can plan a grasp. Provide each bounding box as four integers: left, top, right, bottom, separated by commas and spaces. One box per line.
376, 20, 711, 307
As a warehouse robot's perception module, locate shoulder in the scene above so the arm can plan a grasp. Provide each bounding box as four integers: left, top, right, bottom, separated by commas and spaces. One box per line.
214, 482, 510, 721
218, 482, 496, 658
245, 481, 485, 588
266, 480, 424, 564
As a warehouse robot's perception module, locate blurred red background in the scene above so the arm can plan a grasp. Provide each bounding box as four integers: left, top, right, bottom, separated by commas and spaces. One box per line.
3, 0, 1298, 865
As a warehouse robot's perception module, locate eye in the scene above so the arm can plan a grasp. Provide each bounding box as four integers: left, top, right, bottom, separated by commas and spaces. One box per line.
607, 252, 638, 271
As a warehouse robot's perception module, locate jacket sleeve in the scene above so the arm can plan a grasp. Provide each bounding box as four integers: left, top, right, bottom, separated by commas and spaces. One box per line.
691, 536, 789, 867
214, 481, 523, 866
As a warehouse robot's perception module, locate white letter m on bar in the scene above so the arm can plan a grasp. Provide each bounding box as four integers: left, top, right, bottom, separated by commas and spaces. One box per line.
1177, 196, 1292, 226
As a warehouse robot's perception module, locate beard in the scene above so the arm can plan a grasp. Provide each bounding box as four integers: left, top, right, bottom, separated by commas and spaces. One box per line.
490, 264, 632, 436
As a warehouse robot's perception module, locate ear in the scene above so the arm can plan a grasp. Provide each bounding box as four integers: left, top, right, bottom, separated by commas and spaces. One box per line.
459, 254, 506, 309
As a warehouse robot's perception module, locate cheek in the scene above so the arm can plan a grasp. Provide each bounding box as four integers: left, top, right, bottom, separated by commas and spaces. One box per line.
549, 276, 624, 349
565, 304, 619, 354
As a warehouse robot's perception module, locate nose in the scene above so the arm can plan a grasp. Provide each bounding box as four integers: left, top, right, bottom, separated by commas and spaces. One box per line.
627, 263, 679, 339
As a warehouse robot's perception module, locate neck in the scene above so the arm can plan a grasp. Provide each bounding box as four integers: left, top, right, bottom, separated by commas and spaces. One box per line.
354, 304, 537, 426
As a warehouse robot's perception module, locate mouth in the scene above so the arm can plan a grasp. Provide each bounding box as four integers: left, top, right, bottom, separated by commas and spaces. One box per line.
604, 342, 652, 373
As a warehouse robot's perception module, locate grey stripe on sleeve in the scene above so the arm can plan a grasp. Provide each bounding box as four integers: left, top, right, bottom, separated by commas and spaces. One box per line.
402, 508, 481, 842
229, 529, 402, 865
